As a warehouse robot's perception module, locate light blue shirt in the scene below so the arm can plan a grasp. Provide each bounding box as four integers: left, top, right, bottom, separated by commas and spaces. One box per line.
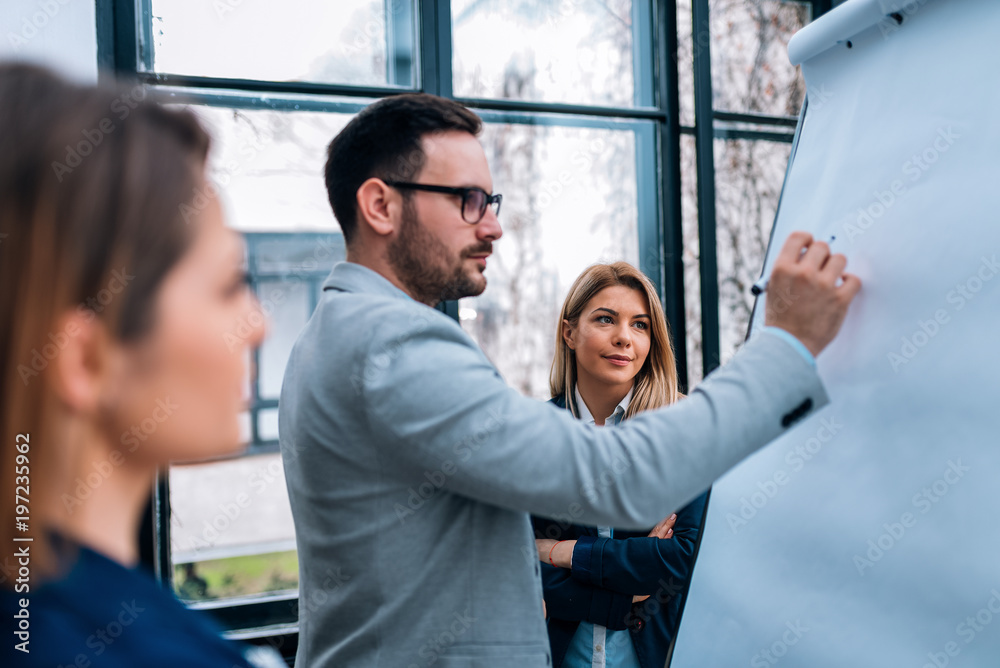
562, 387, 642, 668
763, 326, 816, 367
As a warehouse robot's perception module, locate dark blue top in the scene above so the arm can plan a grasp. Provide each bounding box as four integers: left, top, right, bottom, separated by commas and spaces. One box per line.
0, 537, 281, 667
531, 395, 709, 668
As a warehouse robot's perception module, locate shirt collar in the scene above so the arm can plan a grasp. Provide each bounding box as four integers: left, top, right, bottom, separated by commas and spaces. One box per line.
574, 385, 633, 426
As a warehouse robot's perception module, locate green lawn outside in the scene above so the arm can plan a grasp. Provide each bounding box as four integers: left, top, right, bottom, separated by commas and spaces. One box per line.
174, 550, 299, 602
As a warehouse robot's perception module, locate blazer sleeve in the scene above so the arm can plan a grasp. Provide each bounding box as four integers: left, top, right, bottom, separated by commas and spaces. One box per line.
570, 493, 708, 596
539, 563, 633, 631
360, 301, 828, 529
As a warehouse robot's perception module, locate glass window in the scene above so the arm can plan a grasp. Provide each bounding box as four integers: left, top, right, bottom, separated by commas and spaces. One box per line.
256, 280, 312, 400
676, 0, 696, 127
149, 0, 417, 87
105, 0, 708, 640
452, 0, 651, 108
714, 137, 792, 363
187, 105, 355, 233
680, 134, 703, 386
460, 121, 643, 398
170, 453, 297, 603
708, 0, 811, 116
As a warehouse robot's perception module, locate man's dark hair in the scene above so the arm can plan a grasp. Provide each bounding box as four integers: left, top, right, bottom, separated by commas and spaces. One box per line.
324, 93, 482, 244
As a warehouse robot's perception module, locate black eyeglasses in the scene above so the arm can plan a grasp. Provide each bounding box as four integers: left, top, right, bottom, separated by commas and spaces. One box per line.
384, 181, 502, 224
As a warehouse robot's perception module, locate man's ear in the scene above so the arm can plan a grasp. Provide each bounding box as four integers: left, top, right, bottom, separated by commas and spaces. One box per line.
562, 319, 576, 351
50, 310, 118, 416
355, 178, 400, 238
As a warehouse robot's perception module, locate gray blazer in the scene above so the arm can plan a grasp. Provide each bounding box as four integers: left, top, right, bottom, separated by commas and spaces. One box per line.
279, 262, 828, 667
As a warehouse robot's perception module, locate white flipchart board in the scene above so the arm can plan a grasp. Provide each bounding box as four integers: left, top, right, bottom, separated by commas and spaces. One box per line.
671, 1, 1000, 666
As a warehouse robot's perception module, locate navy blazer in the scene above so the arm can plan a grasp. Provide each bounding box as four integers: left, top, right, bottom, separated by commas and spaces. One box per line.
531, 395, 709, 668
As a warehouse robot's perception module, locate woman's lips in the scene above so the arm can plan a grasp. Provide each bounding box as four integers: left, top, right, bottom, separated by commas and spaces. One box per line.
604, 355, 631, 366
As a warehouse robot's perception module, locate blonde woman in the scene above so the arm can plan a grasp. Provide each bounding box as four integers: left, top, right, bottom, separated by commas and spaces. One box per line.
532, 262, 708, 668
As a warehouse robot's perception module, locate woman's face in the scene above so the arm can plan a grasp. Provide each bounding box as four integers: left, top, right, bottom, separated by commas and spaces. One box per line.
563, 284, 653, 392
105, 192, 266, 464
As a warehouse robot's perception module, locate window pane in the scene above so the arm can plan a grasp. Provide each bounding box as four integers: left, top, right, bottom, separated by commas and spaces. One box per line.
256, 280, 312, 400
461, 122, 643, 398
170, 453, 297, 603
681, 134, 703, 386
709, 0, 810, 116
715, 137, 792, 363
150, 0, 417, 87
188, 105, 355, 233
452, 0, 647, 107
253, 234, 345, 276
257, 408, 279, 443
677, 0, 695, 127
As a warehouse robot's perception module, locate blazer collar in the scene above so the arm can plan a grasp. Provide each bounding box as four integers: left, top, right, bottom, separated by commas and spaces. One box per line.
322, 261, 415, 302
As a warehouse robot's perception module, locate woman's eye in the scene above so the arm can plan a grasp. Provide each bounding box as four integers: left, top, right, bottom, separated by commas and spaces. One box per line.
227, 272, 252, 296
596, 315, 613, 324
634, 321, 648, 330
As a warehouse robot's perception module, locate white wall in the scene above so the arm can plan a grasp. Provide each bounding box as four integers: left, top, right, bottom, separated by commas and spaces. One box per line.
1, 0, 97, 82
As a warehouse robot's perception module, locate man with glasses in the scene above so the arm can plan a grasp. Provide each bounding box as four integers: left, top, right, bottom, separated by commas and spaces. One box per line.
279, 93, 861, 668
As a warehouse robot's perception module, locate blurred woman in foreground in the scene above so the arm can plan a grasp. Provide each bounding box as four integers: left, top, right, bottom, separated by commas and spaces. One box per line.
0, 64, 280, 666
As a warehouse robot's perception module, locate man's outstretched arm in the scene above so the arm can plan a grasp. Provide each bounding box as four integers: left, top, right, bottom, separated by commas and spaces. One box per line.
359, 232, 860, 528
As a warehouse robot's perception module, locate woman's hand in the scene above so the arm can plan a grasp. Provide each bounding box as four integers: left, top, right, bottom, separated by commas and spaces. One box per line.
647, 513, 676, 539
535, 538, 576, 568
629, 514, 677, 602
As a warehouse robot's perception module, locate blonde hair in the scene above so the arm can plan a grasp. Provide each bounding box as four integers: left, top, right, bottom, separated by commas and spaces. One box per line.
550, 262, 680, 419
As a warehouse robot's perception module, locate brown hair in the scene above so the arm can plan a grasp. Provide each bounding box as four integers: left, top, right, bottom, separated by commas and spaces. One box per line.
0, 64, 211, 579
550, 262, 680, 419
324, 93, 482, 244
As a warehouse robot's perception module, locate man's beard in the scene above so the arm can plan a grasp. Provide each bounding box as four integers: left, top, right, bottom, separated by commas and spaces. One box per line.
386, 199, 491, 306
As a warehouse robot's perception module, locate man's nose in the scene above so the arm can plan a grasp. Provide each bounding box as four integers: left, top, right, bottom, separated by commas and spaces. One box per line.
476, 207, 502, 241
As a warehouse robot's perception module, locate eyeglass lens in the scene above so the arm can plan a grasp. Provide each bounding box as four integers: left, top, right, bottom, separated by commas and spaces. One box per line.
462, 189, 500, 223
462, 189, 487, 222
